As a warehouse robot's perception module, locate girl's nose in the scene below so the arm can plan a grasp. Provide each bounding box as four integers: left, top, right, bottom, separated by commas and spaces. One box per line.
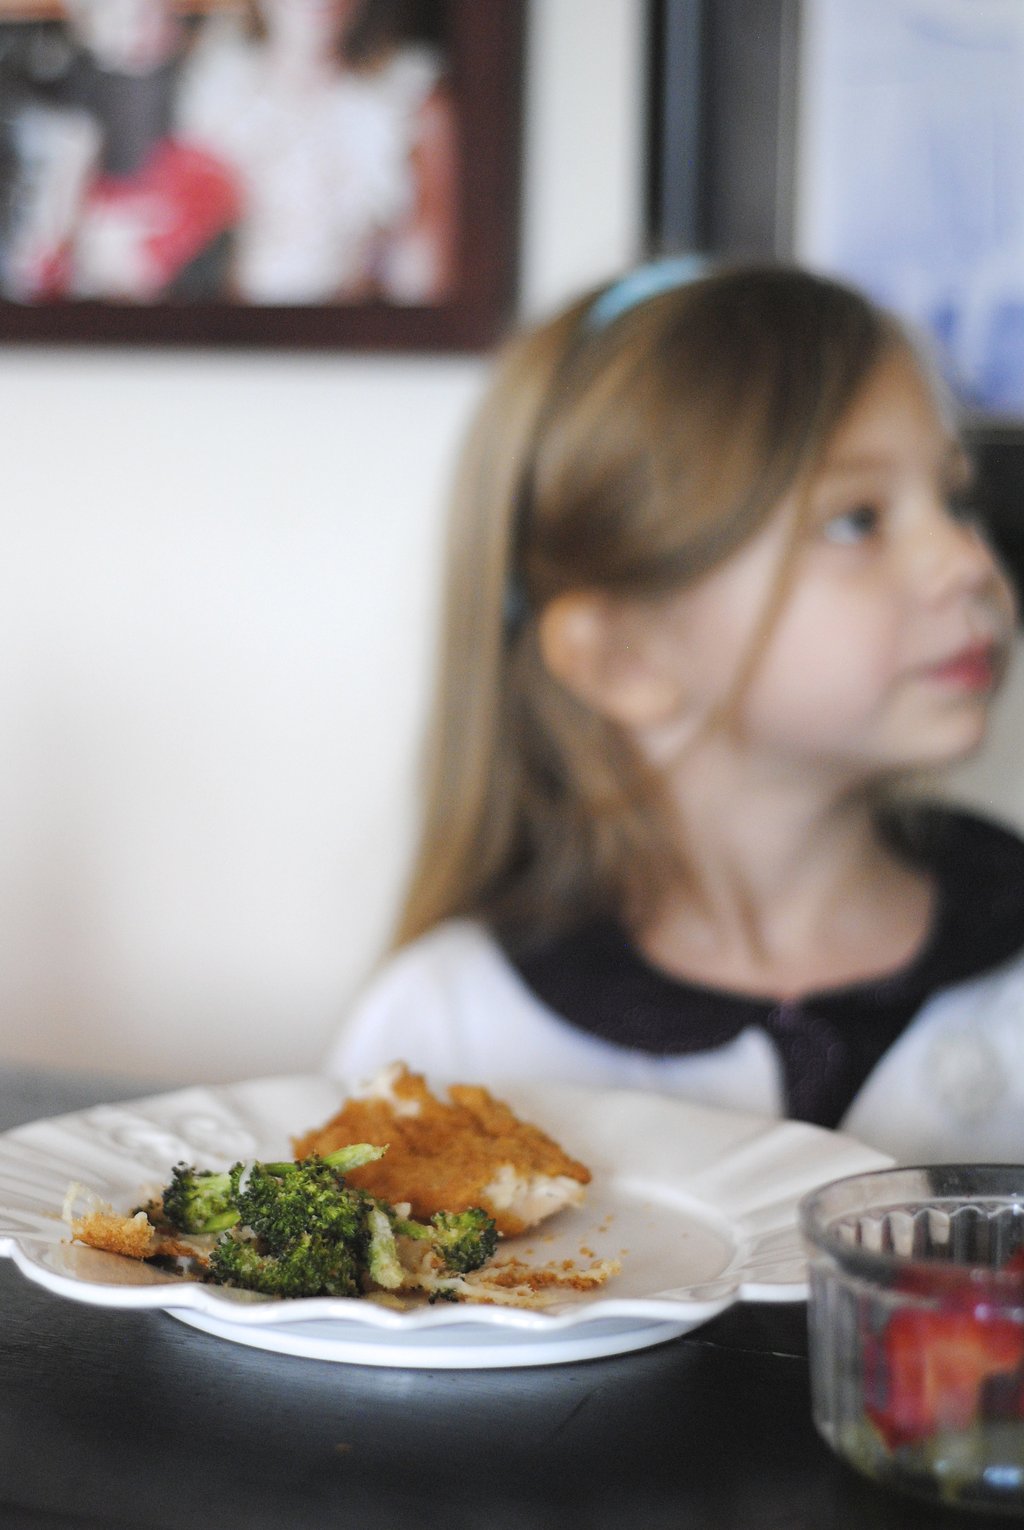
914, 502, 1003, 604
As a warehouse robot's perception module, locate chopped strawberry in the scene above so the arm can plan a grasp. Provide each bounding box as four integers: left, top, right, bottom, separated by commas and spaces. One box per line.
866, 1303, 1024, 1449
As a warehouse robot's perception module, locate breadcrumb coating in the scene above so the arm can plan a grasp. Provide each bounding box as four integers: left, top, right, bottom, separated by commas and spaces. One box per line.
292, 1064, 591, 1236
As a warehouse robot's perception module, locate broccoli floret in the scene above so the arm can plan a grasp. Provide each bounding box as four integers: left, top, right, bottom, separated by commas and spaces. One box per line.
209, 1230, 360, 1298
161, 1163, 239, 1234
395, 1206, 499, 1273
160, 1142, 499, 1300
429, 1208, 499, 1273
234, 1157, 368, 1250
166, 1144, 386, 1296
159, 1144, 384, 1238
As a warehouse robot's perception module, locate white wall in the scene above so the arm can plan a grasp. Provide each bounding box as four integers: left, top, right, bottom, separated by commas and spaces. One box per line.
0, 0, 650, 1083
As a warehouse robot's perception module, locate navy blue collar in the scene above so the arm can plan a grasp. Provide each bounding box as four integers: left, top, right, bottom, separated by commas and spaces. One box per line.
503, 807, 1024, 1128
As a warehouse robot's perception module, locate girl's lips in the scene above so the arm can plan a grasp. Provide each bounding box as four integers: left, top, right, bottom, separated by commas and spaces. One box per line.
925, 643, 998, 691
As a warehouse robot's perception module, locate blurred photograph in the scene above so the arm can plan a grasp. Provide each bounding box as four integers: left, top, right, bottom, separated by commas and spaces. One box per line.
0, 0, 461, 309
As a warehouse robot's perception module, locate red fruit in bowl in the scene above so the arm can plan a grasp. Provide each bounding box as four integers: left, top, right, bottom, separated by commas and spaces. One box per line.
867, 1303, 1024, 1449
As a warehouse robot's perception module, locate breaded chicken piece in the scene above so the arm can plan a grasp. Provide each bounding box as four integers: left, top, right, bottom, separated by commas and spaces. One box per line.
292, 1063, 591, 1237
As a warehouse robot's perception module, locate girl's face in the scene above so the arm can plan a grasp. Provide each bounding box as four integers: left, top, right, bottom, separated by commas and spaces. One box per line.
255, 0, 356, 60
65, 0, 178, 74
635, 348, 1017, 786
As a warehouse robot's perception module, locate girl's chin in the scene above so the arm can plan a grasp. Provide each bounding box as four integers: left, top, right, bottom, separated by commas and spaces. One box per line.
837, 705, 997, 782
895, 713, 996, 772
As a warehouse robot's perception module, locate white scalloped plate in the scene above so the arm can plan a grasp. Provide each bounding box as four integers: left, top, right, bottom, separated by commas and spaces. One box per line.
0, 1075, 890, 1368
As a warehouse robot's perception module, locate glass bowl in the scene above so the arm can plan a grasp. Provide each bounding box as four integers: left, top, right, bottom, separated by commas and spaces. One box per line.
800, 1165, 1024, 1516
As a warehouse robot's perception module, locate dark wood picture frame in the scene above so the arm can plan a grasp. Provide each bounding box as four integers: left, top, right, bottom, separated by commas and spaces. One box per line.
0, 0, 525, 351
647, 0, 800, 268
647, 0, 1024, 593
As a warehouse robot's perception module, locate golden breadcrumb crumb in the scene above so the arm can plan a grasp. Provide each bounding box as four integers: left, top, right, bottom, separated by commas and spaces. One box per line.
71, 1208, 158, 1260
69, 1203, 203, 1264
447, 1254, 621, 1307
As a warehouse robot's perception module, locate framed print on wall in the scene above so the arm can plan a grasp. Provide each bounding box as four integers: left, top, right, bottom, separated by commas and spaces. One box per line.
648, 0, 1024, 594
0, 0, 525, 350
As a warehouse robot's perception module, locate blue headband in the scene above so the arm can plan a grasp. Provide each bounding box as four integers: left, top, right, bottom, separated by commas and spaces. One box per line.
585, 253, 708, 332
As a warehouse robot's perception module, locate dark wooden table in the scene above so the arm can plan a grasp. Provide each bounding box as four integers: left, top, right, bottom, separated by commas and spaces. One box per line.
0, 1067, 1014, 1530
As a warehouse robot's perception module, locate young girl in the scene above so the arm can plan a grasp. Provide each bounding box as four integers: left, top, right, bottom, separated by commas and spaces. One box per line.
326, 260, 1024, 1164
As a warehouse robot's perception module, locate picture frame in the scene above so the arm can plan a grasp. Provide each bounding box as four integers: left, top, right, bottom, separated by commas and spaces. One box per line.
647, 0, 1024, 593
646, 0, 800, 271
0, 0, 525, 350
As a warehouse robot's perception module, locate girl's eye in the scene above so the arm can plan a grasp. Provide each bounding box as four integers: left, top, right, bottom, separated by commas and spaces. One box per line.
821, 504, 881, 545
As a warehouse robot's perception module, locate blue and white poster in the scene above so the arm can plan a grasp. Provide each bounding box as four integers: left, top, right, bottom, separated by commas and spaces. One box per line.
797, 0, 1024, 417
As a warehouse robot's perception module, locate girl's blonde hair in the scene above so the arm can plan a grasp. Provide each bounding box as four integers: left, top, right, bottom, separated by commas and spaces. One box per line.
396, 263, 911, 953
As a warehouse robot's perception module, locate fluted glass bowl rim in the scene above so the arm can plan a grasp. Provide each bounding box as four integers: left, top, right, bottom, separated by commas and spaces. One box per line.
799, 1163, 1024, 1290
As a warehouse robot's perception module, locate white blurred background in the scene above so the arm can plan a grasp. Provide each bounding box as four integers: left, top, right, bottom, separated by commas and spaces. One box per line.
0, 0, 1020, 1085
